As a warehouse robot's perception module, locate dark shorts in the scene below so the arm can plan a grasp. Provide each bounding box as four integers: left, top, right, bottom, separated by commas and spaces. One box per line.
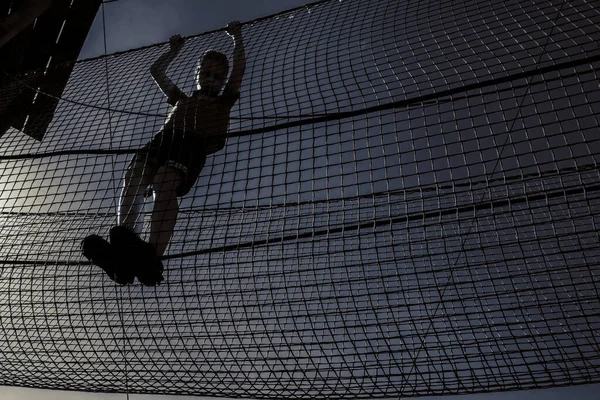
131, 129, 207, 197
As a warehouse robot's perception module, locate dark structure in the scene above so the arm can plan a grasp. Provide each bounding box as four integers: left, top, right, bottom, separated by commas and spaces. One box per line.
0, 0, 598, 398
0, 0, 102, 141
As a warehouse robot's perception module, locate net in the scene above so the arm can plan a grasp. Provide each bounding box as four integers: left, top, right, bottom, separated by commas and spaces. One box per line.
0, 0, 599, 398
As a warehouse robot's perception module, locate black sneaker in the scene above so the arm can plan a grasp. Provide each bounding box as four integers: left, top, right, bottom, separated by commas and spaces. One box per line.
109, 225, 164, 286
81, 235, 135, 285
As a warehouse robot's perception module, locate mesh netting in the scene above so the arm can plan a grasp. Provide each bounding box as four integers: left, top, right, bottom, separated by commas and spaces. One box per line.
1, 0, 600, 398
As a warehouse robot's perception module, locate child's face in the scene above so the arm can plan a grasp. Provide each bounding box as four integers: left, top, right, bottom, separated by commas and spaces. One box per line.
197, 59, 228, 95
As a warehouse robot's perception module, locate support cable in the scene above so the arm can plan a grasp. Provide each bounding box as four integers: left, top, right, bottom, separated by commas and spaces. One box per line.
98, 3, 131, 400
398, 1, 571, 391
1, 52, 598, 161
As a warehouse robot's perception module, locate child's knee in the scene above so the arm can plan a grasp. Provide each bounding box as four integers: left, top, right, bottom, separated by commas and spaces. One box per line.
154, 165, 184, 192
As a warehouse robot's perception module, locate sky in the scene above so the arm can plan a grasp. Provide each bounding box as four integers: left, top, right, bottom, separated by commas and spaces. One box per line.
78, 0, 320, 60
1, 0, 599, 399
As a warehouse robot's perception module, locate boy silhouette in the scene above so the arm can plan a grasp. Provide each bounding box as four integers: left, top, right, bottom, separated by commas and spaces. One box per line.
83, 21, 246, 286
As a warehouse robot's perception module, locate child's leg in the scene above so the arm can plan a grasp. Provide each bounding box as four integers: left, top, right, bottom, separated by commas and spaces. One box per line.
118, 160, 154, 233
149, 165, 184, 257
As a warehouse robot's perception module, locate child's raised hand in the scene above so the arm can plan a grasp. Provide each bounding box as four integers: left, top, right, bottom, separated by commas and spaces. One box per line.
169, 34, 185, 52
225, 21, 243, 37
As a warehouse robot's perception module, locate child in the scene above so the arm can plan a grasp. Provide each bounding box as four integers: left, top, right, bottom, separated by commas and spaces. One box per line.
83, 21, 246, 286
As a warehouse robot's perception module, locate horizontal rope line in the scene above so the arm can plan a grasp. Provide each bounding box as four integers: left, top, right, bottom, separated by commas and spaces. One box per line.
1, 52, 599, 161
1, 181, 597, 266
0, 164, 596, 218
0, 46, 580, 123
164, 182, 600, 260
228, 53, 600, 138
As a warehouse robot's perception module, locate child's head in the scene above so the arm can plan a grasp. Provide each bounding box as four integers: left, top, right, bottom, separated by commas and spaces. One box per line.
196, 50, 229, 95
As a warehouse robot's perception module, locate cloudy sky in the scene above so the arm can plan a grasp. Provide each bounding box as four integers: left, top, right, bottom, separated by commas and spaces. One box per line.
1, 0, 599, 399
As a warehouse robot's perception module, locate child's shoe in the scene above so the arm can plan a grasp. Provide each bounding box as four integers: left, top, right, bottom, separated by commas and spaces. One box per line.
109, 225, 164, 286
81, 235, 135, 285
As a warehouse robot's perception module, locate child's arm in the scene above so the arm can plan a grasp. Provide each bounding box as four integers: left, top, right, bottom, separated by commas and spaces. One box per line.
150, 34, 187, 106
224, 21, 246, 96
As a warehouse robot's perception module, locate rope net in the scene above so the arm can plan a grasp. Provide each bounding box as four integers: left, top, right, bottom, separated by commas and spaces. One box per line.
0, 0, 599, 397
